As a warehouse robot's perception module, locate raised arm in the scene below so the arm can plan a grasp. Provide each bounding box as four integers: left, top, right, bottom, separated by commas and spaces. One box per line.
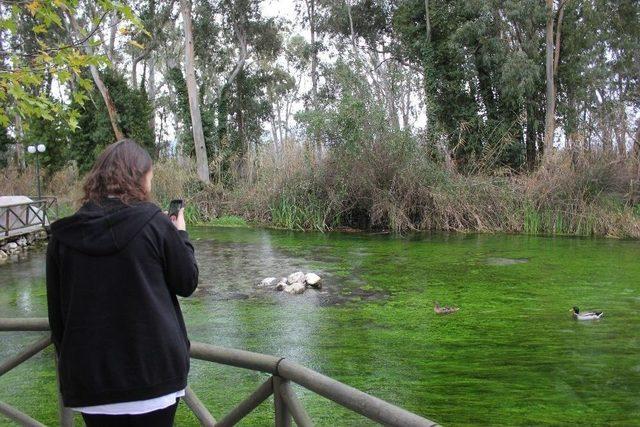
45, 237, 64, 352
162, 214, 199, 297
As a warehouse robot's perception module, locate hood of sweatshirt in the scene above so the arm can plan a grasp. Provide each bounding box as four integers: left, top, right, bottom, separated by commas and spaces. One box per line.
50, 199, 161, 256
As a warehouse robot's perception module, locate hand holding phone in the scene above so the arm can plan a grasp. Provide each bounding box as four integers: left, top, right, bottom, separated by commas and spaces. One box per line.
169, 199, 183, 219
168, 199, 186, 231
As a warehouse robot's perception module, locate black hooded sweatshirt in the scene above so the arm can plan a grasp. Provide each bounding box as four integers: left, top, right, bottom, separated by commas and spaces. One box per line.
46, 198, 199, 407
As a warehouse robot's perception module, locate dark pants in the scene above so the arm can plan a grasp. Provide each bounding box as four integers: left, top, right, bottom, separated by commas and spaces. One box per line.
81, 400, 179, 427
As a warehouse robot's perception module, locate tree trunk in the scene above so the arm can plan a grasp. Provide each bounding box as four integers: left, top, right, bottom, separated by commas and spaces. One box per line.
270, 112, 279, 152
277, 101, 285, 147
525, 104, 536, 170
542, 0, 556, 157
306, 0, 318, 102
346, 0, 357, 58
67, 12, 124, 141
615, 108, 627, 157
424, 0, 431, 42
215, 23, 248, 102
148, 54, 157, 149
633, 118, 640, 161
13, 114, 25, 170
180, 0, 210, 183
108, 11, 118, 64
132, 52, 138, 88
602, 116, 613, 153
423, 0, 432, 142
304, 0, 321, 156
380, 56, 400, 129
91, 66, 125, 141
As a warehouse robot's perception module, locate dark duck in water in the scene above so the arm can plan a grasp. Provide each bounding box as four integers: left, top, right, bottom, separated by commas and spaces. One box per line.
434, 301, 459, 315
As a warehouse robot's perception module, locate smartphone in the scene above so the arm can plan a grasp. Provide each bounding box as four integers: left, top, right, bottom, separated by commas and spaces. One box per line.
168, 199, 184, 220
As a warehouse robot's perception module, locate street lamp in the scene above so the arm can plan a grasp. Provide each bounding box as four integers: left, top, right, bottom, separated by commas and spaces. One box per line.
26, 144, 46, 199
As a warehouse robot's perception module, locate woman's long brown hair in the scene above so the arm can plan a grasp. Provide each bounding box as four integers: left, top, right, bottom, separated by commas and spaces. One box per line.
82, 139, 153, 205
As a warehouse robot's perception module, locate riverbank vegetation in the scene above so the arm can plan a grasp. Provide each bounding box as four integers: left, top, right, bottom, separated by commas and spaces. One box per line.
1, 0, 639, 237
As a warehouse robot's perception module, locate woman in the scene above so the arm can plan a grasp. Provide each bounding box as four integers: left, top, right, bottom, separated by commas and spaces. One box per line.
46, 139, 199, 426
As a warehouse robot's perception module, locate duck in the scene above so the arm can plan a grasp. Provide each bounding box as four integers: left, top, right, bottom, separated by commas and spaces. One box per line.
571, 306, 603, 320
434, 301, 459, 315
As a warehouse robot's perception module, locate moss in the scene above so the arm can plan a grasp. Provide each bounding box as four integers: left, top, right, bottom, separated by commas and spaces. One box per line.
1, 228, 640, 426
203, 215, 249, 228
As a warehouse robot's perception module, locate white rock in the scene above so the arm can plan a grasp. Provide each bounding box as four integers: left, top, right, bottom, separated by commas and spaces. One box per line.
16, 237, 27, 246
284, 282, 306, 294
259, 277, 278, 287
287, 271, 305, 284
0, 250, 7, 260
305, 273, 321, 287
4, 242, 17, 250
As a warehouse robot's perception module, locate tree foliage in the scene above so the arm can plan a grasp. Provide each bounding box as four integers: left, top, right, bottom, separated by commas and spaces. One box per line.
0, 0, 142, 130
70, 69, 154, 173
0, 0, 638, 184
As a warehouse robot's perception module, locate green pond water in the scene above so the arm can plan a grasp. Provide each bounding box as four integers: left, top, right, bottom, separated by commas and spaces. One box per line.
1, 227, 639, 426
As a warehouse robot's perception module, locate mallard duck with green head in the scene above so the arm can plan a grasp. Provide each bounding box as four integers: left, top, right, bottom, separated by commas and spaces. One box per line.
571, 306, 603, 320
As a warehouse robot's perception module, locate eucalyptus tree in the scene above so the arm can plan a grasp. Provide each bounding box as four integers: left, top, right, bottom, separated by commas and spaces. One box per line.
180, 0, 210, 183
265, 34, 309, 150
543, 0, 568, 157
393, 0, 548, 170
558, 0, 640, 154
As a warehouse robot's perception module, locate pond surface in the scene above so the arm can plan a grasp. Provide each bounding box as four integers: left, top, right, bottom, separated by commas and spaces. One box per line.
1, 227, 639, 426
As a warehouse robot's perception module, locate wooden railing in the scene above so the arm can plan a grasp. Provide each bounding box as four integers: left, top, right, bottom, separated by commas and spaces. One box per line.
0, 197, 58, 237
0, 318, 439, 427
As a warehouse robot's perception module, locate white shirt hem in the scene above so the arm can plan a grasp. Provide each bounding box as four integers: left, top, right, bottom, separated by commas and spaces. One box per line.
71, 389, 185, 415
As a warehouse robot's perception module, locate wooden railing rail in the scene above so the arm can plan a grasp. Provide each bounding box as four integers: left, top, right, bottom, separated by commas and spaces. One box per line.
0, 318, 439, 427
0, 197, 58, 237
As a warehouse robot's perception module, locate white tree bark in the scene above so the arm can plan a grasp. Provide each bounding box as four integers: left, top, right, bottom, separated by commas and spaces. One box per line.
215, 24, 248, 102
67, 12, 124, 141
108, 11, 118, 64
305, 0, 318, 102
180, 0, 210, 183
543, 0, 566, 157
148, 53, 157, 145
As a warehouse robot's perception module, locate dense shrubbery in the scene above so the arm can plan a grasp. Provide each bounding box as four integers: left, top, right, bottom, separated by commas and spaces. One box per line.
4, 140, 640, 238
5, 85, 639, 238
148, 138, 640, 238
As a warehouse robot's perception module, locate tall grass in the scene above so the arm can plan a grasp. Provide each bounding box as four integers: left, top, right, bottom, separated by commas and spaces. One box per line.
3, 139, 639, 237
148, 145, 640, 237
270, 193, 331, 231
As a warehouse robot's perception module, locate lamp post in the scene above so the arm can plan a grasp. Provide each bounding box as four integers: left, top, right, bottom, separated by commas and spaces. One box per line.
26, 144, 46, 200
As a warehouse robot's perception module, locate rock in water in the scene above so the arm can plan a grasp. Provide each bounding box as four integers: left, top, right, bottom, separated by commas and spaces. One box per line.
0, 250, 7, 261
259, 277, 277, 287
284, 282, 305, 295
305, 273, 322, 288
287, 271, 305, 284
3, 242, 17, 251
275, 282, 285, 291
